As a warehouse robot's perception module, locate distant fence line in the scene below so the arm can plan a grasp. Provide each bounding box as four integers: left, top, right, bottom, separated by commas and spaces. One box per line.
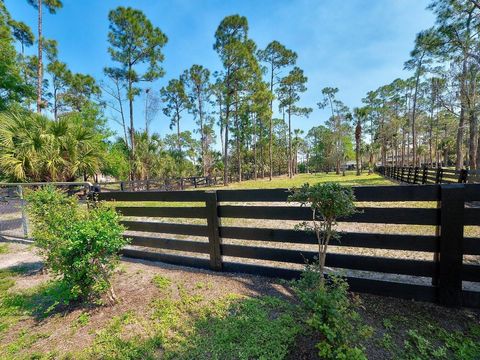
95, 184, 480, 308
377, 166, 480, 184
94, 176, 222, 192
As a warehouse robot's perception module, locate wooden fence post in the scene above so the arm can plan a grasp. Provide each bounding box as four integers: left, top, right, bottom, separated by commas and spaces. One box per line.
437, 184, 464, 307
458, 169, 468, 183
17, 185, 29, 238
206, 190, 222, 271
436, 167, 442, 184
422, 167, 427, 184
413, 167, 419, 184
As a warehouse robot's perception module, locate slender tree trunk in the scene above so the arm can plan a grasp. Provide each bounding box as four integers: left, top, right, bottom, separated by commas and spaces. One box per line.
456, 106, 466, 170
355, 121, 361, 176
198, 92, 207, 176
467, 67, 478, 170
468, 109, 478, 170
269, 62, 274, 181
406, 130, 410, 166
235, 97, 241, 182
223, 74, 230, 186
456, 60, 468, 170
288, 107, 292, 178
53, 86, 58, 121
115, 79, 128, 147
128, 65, 135, 156
253, 116, 257, 180
477, 136, 480, 171
223, 114, 229, 185
411, 67, 421, 167
260, 121, 264, 178
36, 0, 43, 113
435, 111, 440, 166
177, 113, 181, 153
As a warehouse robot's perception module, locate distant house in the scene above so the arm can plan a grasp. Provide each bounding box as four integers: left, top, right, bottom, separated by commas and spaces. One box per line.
341, 161, 356, 171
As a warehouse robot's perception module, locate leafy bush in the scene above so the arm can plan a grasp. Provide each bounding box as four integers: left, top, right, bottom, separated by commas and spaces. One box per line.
289, 182, 356, 285
25, 186, 128, 302
293, 266, 370, 359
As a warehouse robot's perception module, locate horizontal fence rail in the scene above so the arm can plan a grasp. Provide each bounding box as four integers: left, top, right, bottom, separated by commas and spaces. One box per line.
377, 165, 480, 184
94, 183, 480, 308
94, 176, 222, 192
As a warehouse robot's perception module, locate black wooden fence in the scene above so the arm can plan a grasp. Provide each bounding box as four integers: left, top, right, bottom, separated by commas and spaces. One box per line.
95, 176, 222, 192
95, 184, 480, 308
377, 165, 480, 184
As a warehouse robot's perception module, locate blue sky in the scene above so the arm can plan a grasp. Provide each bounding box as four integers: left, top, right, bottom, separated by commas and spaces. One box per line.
6, 0, 435, 140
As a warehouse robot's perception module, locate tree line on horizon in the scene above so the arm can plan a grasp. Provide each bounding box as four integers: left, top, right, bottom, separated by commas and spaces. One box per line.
0, 0, 478, 184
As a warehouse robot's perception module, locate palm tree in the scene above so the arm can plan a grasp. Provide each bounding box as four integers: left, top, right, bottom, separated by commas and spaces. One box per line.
0, 111, 105, 182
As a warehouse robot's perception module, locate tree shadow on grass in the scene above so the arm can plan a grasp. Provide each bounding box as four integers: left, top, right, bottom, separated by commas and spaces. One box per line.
4, 261, 44, 276
0, 265, 97, 323
163, 295, 301, 360
2, 280, 76, 322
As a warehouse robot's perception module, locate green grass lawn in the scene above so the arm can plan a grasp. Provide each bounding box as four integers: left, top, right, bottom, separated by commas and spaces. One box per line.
1, 264, 479, 360
111, 171, 392, 209
219, 171, 393, 189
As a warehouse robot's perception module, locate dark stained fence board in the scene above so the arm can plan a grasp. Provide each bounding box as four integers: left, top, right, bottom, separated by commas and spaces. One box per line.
221, 244, 434, 276
127, 235, 210, 253
96, 190, 207, 202
216, 185, 441, 202
219, 226, 437, 252
220, 226, 318, 244
222, 244, 316, 263
462, 290, 480, 308
218, 206, 439, 225
122, 221, 208, 236
90, 183, 480, 307
223, 262, 301, 279
464, 238, 480, 255
462, 264, 480, 282
117, 206, 207, 218
346, 277, 437, 302
206, 191, 222, 271
438, 184, 464, 307
466, 185, 480, 200
223, 262, 437, 302
217, 188, 291, 202
353, 185, 440, 202
464, 208, 480, 225
121, 249, 210, 269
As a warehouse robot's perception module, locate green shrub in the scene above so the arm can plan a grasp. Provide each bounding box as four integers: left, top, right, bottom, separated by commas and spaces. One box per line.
293, 266, 370, 360
289, 182, 356, 286
25, 186, 129, 302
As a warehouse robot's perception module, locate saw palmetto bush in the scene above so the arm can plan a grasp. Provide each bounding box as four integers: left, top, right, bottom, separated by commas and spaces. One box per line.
0, 110, 106, 182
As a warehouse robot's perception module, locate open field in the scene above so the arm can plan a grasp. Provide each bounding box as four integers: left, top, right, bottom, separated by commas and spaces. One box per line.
219, 171, 393, 189
0, 242, 479, 360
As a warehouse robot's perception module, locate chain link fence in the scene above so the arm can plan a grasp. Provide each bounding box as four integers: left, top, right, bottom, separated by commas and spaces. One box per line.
0, 183, 93, 240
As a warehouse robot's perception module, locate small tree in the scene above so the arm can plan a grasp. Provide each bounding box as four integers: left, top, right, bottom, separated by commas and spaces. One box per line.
26, 186, 129, 303
288, 182, 356, 286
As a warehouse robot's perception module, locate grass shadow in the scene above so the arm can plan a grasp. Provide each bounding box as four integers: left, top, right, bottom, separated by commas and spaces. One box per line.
2, 280, 75, 322
162, 295, 301, 360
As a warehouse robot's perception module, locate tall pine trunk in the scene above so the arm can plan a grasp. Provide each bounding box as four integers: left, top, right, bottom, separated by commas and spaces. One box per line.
36, 0, 43, 113
269, 63, 274, 181
288, 107, 292, 178
355, 121, 361, 176
456, 60, 468, 170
